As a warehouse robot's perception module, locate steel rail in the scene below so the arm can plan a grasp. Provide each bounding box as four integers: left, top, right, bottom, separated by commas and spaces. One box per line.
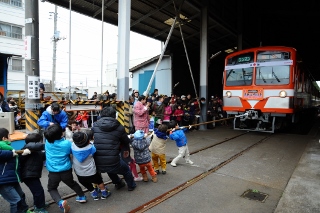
128, 134, 272, 213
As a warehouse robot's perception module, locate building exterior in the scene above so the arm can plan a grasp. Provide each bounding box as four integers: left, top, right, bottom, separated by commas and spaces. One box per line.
130, 55, 172, 97
0, 0, 25, 92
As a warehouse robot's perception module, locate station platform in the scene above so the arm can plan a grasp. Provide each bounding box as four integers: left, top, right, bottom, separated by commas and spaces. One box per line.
1, 120, 319, 213
274, 120, 320, 213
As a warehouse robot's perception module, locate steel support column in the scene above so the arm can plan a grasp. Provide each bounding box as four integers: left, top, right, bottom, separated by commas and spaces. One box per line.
237, 0, 243, 50
199, 2, 208, 130
117, 0, 131, 101
25, 0, 40, 133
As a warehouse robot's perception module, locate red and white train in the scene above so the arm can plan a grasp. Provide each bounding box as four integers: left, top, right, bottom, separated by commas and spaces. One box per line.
222, 46, 319, 133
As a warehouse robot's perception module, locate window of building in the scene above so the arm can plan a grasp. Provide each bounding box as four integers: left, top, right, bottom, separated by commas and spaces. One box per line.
0, 22, 23, 39
12, 58, 23, 71
0, 0, 22, 7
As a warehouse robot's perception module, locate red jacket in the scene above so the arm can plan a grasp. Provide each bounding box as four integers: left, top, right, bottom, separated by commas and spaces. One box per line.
81, 112, 88, 121
173, 109, 184, 121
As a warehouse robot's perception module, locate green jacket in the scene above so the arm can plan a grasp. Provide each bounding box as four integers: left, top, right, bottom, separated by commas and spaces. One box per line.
0, 140, 14, 150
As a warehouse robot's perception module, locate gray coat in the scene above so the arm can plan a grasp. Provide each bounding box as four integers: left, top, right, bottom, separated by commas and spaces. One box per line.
131, 137, 152, 165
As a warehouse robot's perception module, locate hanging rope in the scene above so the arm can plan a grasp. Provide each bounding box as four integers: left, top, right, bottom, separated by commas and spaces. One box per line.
172, 0, 198, 100
172, 0, 205, 126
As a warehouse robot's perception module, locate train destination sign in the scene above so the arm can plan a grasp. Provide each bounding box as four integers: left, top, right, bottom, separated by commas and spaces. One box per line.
243, 88, 263, 100
237, 56, 251, 63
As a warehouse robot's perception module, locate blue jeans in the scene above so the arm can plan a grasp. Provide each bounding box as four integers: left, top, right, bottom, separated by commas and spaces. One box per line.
0, 183, 28, 213
106, 159, 136, 189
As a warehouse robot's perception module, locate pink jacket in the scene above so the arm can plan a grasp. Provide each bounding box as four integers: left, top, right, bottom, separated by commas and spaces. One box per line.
163, 105, 172, 122
133, 101, 149, 128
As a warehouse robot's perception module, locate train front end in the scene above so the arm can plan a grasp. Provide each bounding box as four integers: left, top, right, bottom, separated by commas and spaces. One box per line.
222, 47, 296, 133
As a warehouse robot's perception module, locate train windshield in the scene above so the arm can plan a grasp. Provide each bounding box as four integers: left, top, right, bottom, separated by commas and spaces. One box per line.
256, 65, 290, 85
225, 67, 253, 86
255, 50, 291, 85
225, 52, 254, 86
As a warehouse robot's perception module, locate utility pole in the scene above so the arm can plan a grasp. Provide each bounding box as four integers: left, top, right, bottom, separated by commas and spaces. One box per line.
50, 5, 64, 92
51, 5, 57, 92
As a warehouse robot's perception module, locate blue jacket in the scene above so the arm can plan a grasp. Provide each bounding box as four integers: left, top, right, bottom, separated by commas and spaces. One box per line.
45, 138, 72, 172
37, 106, 68, 129
71, 142, 97, 176
0, 150, 20, 184
169, 128, 188, 147
1, 101, 11, 112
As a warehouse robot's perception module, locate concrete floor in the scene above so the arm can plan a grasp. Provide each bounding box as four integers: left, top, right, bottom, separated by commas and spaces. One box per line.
1, 123, 319, 213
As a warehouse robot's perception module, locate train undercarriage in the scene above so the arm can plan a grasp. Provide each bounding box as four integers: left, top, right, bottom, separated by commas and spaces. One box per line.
232, 110, 288, 133
232, 108, 318, 133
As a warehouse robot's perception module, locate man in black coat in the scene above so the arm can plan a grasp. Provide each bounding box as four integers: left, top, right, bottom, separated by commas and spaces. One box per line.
92, 106, 136, 191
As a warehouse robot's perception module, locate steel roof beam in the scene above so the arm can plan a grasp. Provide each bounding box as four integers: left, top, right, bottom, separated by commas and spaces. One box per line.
152, 12, 200, 39
131, 0, 173, 27
93, 0, 116, 18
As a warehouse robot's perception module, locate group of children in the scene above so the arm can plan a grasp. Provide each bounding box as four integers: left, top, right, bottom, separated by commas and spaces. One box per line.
0, 118, 193, 213
129, 121, 194, 184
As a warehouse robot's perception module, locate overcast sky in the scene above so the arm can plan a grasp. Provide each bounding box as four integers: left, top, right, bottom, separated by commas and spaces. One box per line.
38, 1, 161, 89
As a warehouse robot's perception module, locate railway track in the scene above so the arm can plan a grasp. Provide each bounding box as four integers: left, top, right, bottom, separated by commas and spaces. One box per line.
128, 132, 272, 213
38, 131, 271, 213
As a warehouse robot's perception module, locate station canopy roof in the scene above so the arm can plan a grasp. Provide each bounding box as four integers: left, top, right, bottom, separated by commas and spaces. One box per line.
45, 0, 320, 80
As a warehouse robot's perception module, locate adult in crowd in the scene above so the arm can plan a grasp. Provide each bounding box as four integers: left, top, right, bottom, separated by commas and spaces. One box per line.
91, 106, 136, 191
0, 92, 10, 112
133, 90, 139, 106
90, 92, 98, 100
37, 102, 68, 130
153, 95, 165, 127
133, 95, 149, 133
151, 89, 159, 98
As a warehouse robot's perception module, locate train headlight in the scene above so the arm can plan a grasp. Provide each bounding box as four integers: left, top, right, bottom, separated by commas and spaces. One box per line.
279, 90, 287, 98
226, 91, 232, 98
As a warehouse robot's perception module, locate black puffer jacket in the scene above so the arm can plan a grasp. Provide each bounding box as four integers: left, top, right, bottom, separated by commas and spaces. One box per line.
20, 142, 45, 181
92, 117, 131, 172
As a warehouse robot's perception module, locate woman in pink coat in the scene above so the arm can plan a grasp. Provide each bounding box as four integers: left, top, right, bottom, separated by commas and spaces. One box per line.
133, 95, 150, 133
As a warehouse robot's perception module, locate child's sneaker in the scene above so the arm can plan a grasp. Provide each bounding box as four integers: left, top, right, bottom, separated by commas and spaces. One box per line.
34, 207, 48, 213
134, 176, 143, 181
154, 170, 160, 174
101, 190, 111, 199
162, 170, 166, 174
76, 195, 87, 203
170, 162, 177, 167
94, 187, 101, 194
186, 160, 194, 165
151, 175, 158, 183
90, 190, 99, 201
58, 200, 70, 213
